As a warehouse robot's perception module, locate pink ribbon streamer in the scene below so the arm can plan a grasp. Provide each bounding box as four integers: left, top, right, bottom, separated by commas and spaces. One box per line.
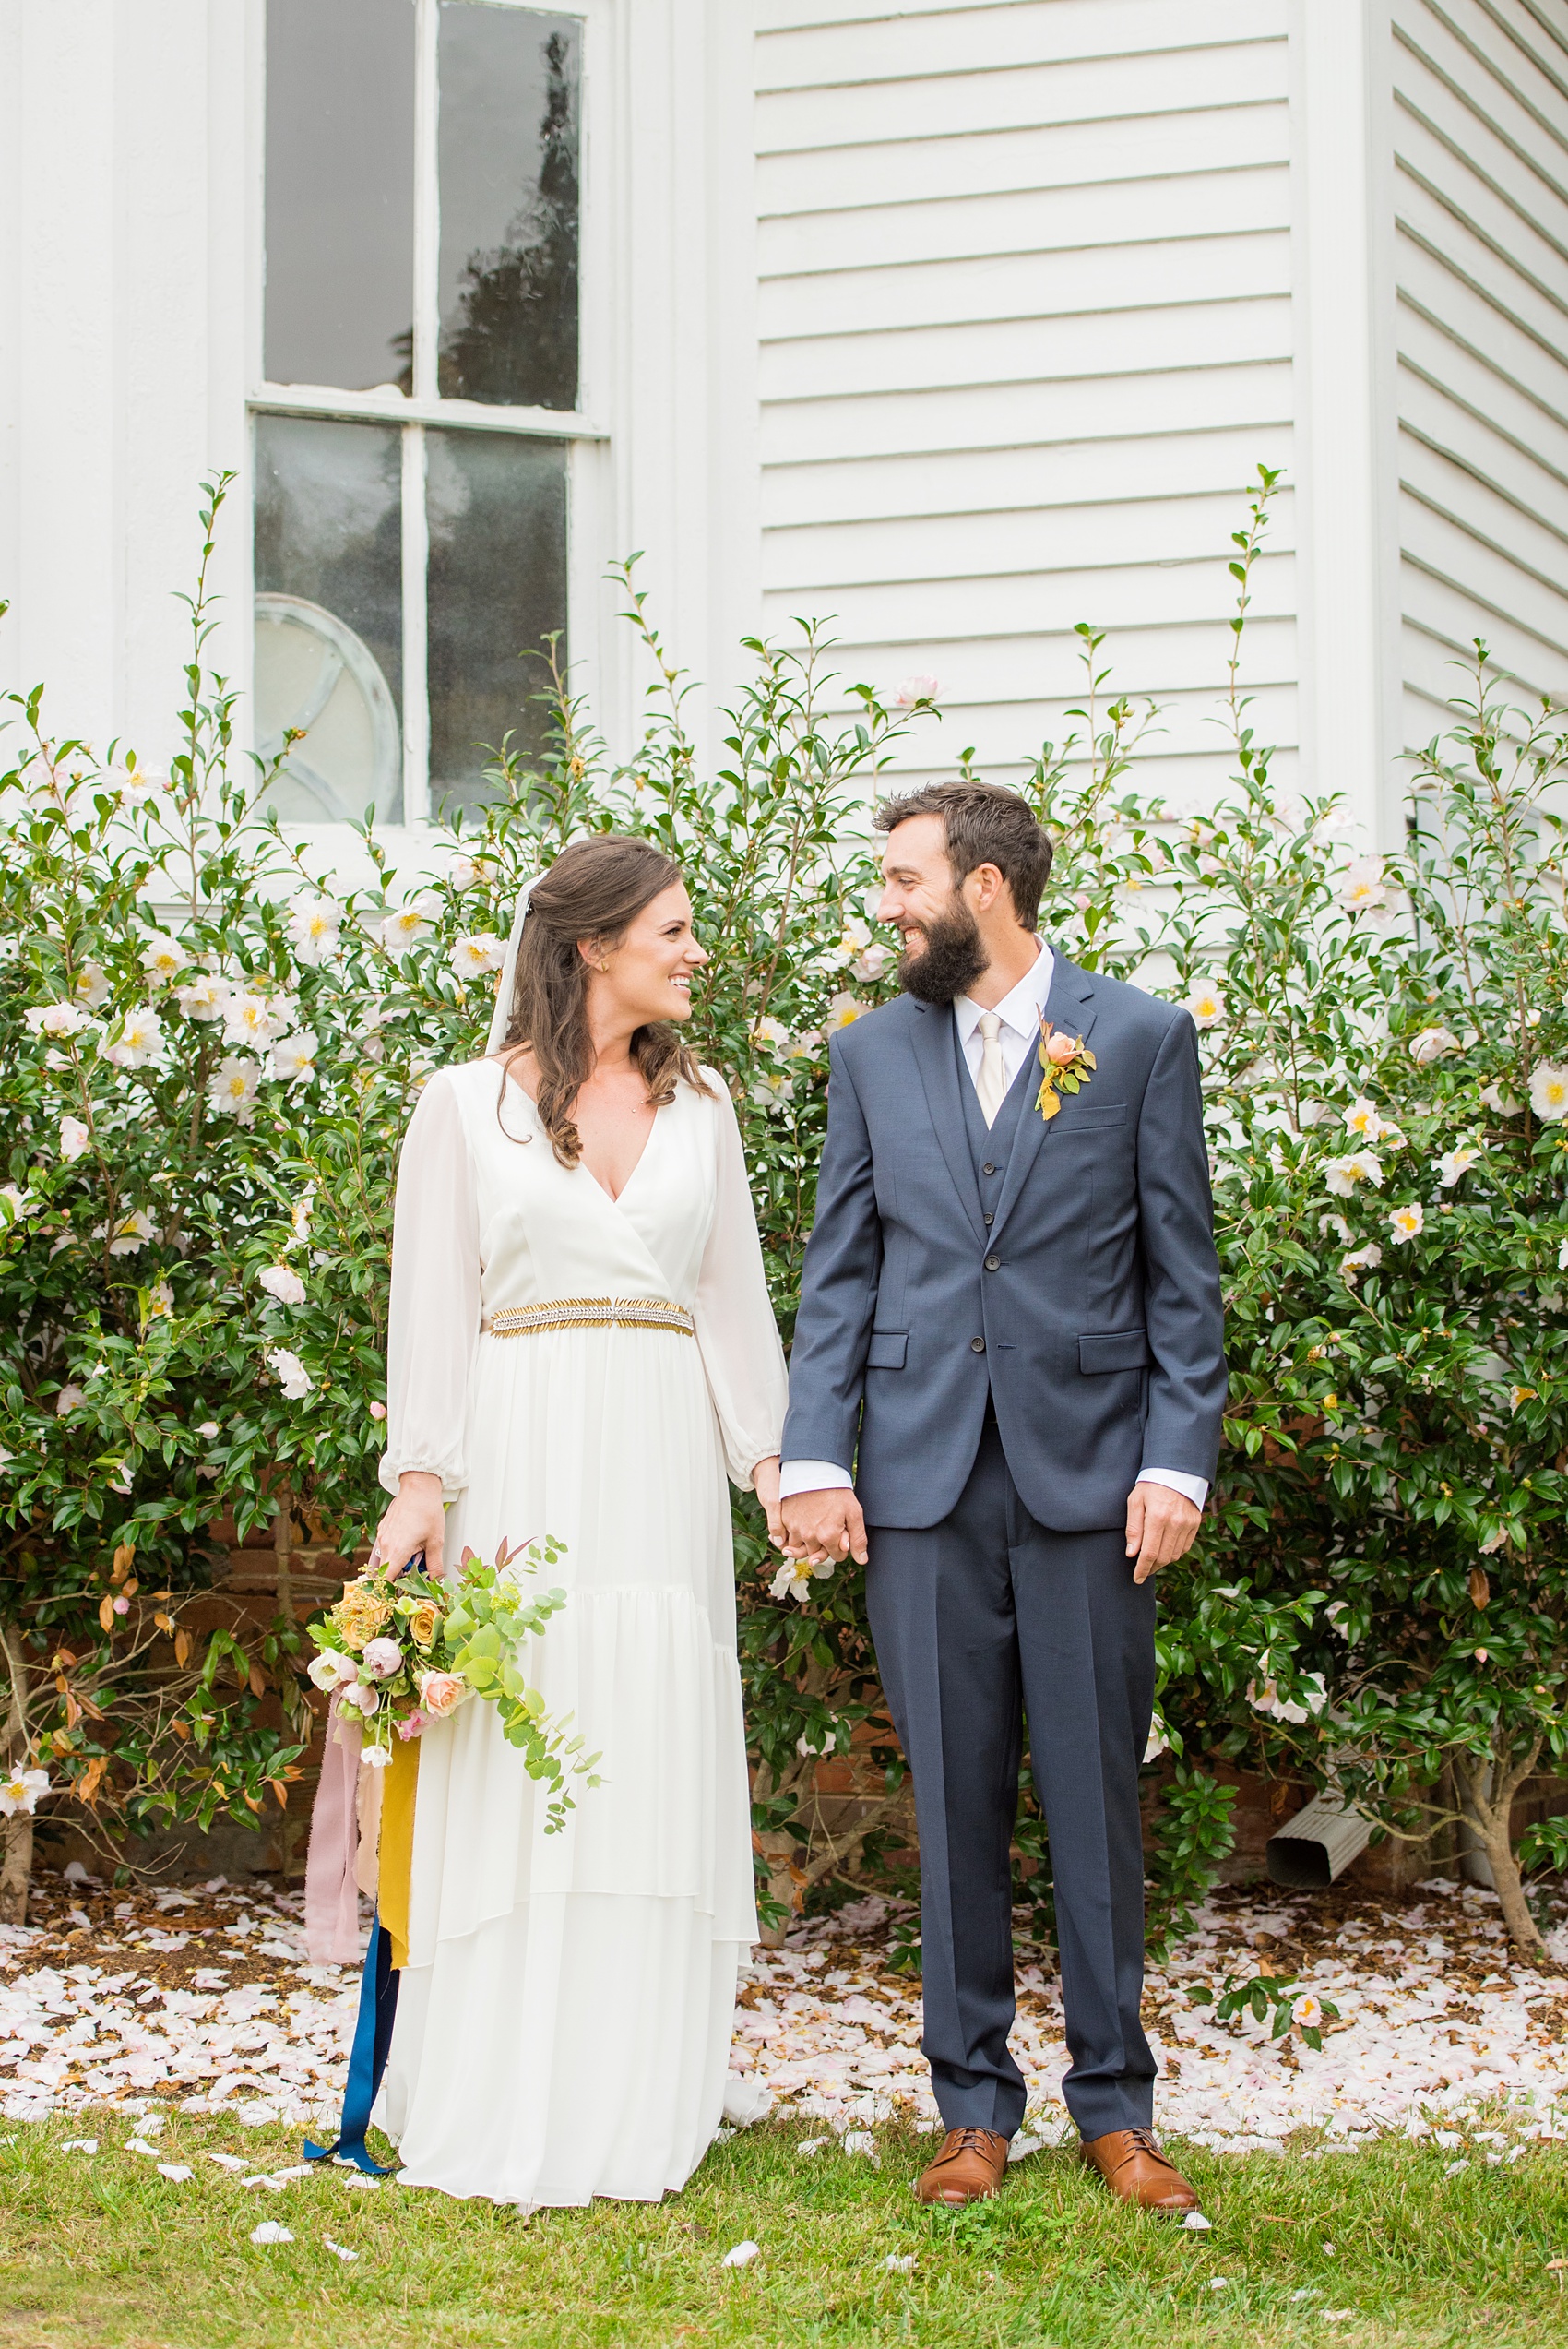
303, 1695, 365, 1964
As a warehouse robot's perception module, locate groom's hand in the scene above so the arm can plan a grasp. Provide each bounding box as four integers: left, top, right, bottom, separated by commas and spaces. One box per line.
1125, 1481, 1202, 1585
780, 1489, 870, 1568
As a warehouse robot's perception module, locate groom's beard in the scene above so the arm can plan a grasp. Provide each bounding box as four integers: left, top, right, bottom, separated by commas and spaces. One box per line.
897, 900, 990, 1004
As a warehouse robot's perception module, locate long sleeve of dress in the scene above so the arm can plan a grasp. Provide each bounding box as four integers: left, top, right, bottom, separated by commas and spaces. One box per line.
693, 1081, 788, 1490
379, 1072, 482, 1501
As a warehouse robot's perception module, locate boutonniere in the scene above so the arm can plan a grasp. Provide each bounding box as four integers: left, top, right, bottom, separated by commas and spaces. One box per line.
1036, 1017, 1096, 1123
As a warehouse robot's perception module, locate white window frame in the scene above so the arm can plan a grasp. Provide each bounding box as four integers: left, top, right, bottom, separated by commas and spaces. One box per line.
246, 0, 610, 843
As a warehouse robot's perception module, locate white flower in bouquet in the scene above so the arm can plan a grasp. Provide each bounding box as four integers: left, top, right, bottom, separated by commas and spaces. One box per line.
24, 1001, 90, 1039
449, 932, 506, 979
103, 1006, 164, 1067
360, 1743, 391, 1769
1529, 1061, 1568, 1122
285, 893, 342, 967
257, 1264, 305, 1306
1409, 1026, 1461, 1066
270, 1031, 319, 1086
1183, 979, 1226, 1029
1434, 1141, 1482, 1186
139, 932, 188, 984
378, 896, 437, 953
267, 1346, 314, 1401
70, 963, 110, 1009
207, 1055, 263, 1125
360, 1638, 403, 1681
1387, 1202, 1424, 1242
0, 1767, 50, 1818
99, 1210, 155, 1257
1324, 1151, 1383, 1197
174, 972, 231, 1023
307, 1649, 357, 1691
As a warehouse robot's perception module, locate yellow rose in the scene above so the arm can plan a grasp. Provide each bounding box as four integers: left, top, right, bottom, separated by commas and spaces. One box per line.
333, 1578, 392, 1651
407, 1599, 440, 1651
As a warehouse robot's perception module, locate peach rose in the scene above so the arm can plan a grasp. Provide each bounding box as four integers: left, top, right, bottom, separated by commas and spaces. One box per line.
417, 1671, 467, 1718
333, 1577, 392, 1651
1043, 1030, 1078, 1066
406, 1599, 440, 1651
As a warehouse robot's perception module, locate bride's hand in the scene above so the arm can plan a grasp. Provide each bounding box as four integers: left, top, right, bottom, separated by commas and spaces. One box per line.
753, 1455, 785, 1549
369, 1470, 446, 1579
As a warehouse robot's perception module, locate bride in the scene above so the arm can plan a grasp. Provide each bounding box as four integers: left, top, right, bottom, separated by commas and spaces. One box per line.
368, 834, 786, 2206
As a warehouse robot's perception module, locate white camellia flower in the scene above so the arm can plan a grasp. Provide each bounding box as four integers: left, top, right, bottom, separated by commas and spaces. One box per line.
101, 1210, 155, 1257
54, 1385, 86, 1416
139, 932, 187, 984
1409, 1026, 1461, 1066
147, 1281, 174, 1317
826, 993, 866, 1031
1479, 1081, 1522, 1116
1528, 1061, 1568, 1123
1143, 1717, 1170, 1763
291, 1186, 316, 1243
270, 1031, 319, 1086
286, 894, 342, 967
1324, 1151, 1383, 1197
173, 972, 231, 1022
894, 674, 940, 707
1339, 855, 1388, 913
1559, 1237, 1568, 1272
852, 942, 892, 981
1183, 980, 1226, 1029
448, 854, 486, 891
1340, 1243, 1383, 1281
787, 1029, 824, 1062
1344, 1096, 1389, 1141
749, 1018, 790, 1052
0, 1767, 50, 1818
1435, 1143, 1481, 1186
221, 990, 275, 1049
752, 1071, 796, 1114
448, 932, 506, 979
103, 1006, 164, 1068
59, 1115, 90, 1162
268, 1346, 314, 1401
378, 895, 438, 953
1388, 1203, 1425, 1242
71, 963, 110, 1008
258, 1263, 306, 1306
24, 1001, 90, 1039
207, 1055, 263, 1125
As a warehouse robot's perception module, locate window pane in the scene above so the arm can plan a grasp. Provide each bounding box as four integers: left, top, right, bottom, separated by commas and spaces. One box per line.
437, 5, 580, 410
265, 0, 415, 391
254, 416, 404, 825
426, 428, 568, 814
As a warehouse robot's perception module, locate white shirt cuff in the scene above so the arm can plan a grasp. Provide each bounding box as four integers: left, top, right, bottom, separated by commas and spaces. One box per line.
778, 1459, 853, 1500
1136, 1466, 1208, 1511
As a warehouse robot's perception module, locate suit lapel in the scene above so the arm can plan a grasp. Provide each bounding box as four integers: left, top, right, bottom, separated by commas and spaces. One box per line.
988, 949, 1099, 1245
908, 1002, 987, 1246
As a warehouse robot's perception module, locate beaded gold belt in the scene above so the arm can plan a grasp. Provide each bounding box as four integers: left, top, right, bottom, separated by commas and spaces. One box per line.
481, 1296, 695, 1339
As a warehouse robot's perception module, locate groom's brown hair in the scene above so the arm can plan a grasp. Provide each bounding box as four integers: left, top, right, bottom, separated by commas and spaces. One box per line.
875, 781, 1053, 932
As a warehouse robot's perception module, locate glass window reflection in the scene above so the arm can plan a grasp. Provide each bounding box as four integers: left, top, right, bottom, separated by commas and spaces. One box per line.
264, 0, 416, 392
426, 428, 568, 815
437, 6, 580, 410
254, 416, 405, 825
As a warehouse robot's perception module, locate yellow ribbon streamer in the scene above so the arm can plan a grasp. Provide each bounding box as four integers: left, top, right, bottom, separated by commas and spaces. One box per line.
376, 1734, 420, 1972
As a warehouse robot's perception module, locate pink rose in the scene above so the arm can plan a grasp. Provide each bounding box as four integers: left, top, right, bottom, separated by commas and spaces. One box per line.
417, 1672, 466, 1718
396, 1710, 427, 1740
361, 1637, 403, 1680
1044, 1031, 1077, 1067
342, 1681, 379, 1716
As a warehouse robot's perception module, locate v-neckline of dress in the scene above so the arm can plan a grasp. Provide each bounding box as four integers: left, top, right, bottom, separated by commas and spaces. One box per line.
500, 1066, 664, 1211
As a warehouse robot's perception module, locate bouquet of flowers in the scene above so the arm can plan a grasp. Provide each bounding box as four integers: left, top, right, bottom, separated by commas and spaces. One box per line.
306, 1535, 600, 1831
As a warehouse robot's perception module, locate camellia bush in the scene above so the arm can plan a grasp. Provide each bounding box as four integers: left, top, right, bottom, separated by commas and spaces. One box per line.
4, 466, 1564, 1960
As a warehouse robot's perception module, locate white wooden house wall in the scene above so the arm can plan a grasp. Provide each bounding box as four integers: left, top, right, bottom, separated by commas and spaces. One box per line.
753, 0, 1301, 816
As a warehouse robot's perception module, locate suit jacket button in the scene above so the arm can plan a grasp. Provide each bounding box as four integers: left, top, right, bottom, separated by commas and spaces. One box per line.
970, 1335, 985, 1352
984, 1255, 1000, 1271
981, 1162, 996, 1175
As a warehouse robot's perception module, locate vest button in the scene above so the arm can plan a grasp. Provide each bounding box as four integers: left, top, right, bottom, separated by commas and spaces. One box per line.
983, 1212, 994, 1226
984, 1255, 1000, 1271
970, 1335, 986, 1353
981, 1162, 996, 1176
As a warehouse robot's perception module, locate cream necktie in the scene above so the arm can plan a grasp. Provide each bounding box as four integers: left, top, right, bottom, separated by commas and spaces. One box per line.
975, 1010, 1007, 1127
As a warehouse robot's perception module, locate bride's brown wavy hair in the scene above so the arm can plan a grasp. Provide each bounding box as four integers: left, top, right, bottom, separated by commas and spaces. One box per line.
498, 834, 712, 1165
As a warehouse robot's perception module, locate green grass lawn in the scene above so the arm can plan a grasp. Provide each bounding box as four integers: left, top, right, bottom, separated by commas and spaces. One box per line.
2, 2109, 1565, 2348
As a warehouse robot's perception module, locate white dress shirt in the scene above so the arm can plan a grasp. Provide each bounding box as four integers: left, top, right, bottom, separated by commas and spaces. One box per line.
779, 937, 1210, 1513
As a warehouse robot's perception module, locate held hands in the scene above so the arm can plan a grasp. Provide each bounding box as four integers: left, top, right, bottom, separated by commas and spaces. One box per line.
754, 1455, 786, 1550
778, 1487, 869, 1568
1125, 1480, 1202, 1585
369, 1469, 446, 1580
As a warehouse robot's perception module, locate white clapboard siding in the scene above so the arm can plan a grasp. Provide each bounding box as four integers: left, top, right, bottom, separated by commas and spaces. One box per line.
1392, 0, 1568, 746
754, 0, 1297, 808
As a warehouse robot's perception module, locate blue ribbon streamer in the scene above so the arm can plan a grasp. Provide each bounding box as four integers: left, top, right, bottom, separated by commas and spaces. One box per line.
303, 1908, 399, 2176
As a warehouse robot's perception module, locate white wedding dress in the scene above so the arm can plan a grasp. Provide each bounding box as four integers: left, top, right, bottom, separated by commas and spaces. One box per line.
374, 1056, 786, 2205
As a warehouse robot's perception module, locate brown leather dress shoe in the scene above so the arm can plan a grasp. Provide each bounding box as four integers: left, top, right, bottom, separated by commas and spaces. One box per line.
915, 2127, 1010, 2205
1080, 2127, 1199, 2213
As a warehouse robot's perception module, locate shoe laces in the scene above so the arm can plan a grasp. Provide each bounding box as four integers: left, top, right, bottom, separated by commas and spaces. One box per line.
943, 2128, 998, 2156
1124, 2127, 1168, 2163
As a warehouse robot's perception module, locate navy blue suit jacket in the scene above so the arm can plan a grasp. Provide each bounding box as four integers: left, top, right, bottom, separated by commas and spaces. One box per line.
781, 951, 1228, 1532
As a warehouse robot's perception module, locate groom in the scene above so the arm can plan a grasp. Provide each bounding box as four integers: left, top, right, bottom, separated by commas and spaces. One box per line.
779, 782, 1225, 2212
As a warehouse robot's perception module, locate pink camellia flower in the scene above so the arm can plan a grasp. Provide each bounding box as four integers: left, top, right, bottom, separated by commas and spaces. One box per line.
1044, 1031, 1077, 1066
369, 1401, 387, 1422
417, 1672, 466, 1718
113, 1596, 129, 1616
360, 1637, 402, 1681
